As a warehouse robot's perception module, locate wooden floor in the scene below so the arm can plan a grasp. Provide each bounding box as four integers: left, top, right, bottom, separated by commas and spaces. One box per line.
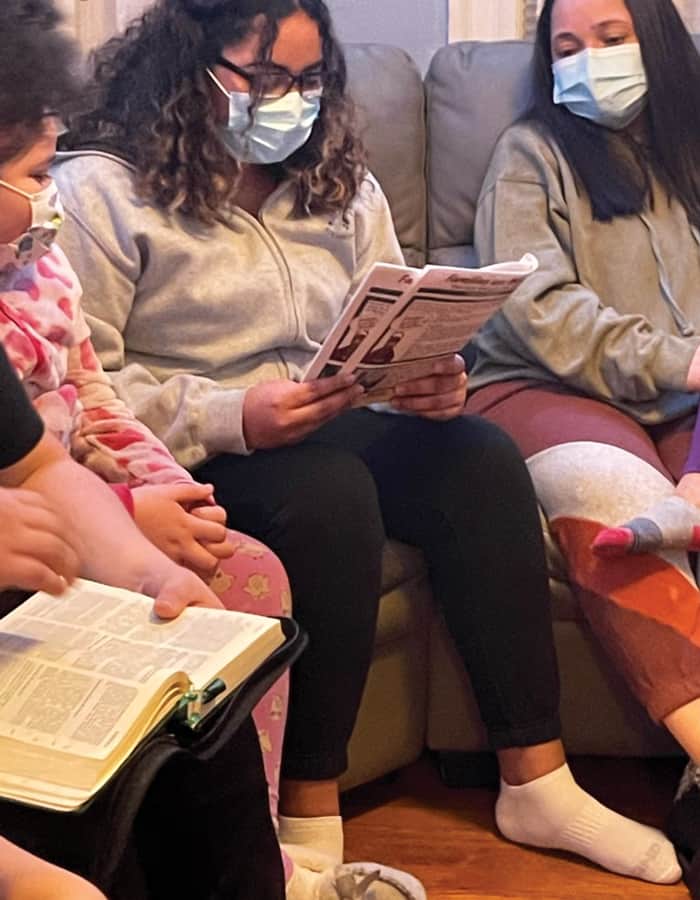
342, 755, 691, 900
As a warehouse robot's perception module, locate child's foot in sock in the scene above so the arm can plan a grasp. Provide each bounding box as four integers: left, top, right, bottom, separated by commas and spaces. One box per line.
284, 845, 426, 899
495, 763, 681, 883
593, 495, 700, 558
279, 814, 344, 864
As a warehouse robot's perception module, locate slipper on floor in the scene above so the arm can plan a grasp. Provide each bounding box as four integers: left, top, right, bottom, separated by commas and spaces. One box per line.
666, 770, 700, 899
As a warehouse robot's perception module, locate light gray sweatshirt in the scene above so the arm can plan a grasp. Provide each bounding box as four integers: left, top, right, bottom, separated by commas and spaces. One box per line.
472, 122, 700, 424
52, 152, 403, 467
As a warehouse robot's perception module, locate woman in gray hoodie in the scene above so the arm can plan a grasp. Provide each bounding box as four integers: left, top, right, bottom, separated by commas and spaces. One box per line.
53, 0, 681, 891
468, 0, 700, 886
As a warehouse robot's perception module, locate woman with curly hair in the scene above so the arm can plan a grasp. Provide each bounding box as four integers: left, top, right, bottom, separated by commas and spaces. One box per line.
55, 0, 680, 891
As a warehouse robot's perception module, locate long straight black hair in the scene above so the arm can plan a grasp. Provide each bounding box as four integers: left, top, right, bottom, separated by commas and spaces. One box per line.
528, 0, 700, 226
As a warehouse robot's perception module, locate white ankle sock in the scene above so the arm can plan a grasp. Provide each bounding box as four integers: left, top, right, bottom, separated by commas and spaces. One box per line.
495, 763, 681, 884
285, 860, 326, 900
278, 815, 344, 866
281, 845, 349, 900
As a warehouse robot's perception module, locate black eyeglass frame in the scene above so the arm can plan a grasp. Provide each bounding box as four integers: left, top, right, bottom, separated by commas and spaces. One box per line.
215, 56, 325, 98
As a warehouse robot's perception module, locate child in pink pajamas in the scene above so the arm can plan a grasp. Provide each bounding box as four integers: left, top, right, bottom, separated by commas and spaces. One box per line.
0, 204, 290, 839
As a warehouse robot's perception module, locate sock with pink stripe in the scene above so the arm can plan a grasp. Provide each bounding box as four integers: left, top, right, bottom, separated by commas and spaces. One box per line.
593, 495, 700, 558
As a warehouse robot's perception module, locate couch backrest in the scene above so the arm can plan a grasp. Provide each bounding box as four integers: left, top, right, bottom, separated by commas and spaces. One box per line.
345, 37, 700, 269
344, 43, 427, 267
426, 40, 533, 266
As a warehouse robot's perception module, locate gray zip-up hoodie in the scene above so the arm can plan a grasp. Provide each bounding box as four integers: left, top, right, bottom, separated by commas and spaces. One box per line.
472, 122, 700, 424
52, 152, 403, 467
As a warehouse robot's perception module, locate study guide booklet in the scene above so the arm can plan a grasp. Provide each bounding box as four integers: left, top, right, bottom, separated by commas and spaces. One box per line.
303, 255, 538, 403
0, 580, 284, 811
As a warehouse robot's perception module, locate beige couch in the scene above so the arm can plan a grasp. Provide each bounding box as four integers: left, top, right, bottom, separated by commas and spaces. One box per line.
339, 40, 680, 792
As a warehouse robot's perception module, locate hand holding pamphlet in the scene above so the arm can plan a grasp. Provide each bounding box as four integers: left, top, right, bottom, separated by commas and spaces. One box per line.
303, 255, 538, 403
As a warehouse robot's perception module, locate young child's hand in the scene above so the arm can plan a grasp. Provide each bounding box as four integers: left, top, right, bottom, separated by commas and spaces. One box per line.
0, 488, 80, 594
132, 483, 232, 576
188, 500, 233, 557
145, 564, 225, 619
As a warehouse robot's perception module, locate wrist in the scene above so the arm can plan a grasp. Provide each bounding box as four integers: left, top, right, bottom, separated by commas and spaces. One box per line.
110, 483, 135, 518
118, 548, 180, 598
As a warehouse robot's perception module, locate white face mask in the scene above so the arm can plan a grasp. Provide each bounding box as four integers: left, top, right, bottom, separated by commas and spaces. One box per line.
552, 43, 648, 130
207, 68, 322, 165
0, 178, 64, 271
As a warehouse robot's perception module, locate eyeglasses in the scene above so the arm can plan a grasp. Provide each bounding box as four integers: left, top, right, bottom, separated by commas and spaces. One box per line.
215, 56, 324, 99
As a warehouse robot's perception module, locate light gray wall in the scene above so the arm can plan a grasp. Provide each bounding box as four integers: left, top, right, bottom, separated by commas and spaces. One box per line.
326, 0, 448, 74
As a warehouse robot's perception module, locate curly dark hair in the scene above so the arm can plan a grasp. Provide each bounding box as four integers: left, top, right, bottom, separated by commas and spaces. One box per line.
62, 0, 367, 223
0, 0, 80, 162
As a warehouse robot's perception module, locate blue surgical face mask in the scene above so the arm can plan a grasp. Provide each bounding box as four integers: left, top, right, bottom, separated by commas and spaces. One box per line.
552, 43, 648, 130
207, 68, 321, 164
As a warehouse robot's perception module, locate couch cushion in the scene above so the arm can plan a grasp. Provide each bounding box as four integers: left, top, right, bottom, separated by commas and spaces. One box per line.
426, 40, 533, 262
375, 540, 430, 645
381, 539, 426, 593
344, 43, 427, 267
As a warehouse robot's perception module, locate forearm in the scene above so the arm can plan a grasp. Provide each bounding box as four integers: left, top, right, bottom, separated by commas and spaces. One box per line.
0, 837, 105, 900
107, 364, 251, 464
68, 339, 195, 486
682, 408, 700, 476
19, 441, 179, 594
477, 179, 700, 402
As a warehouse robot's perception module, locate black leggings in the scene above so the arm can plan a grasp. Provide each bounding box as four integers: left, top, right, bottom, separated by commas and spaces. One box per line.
197, 410, 561, 780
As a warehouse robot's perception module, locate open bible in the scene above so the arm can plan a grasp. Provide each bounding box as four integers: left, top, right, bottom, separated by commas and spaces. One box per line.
303, 254, 538, 403
0, 580, 285, 811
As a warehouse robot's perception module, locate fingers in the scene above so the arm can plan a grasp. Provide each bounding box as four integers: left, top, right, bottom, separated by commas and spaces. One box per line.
434, 354, 466, 376
153, 572, 224, 619
392, 382, 467, 418
4, 527, 81, 594
8, 556, 70, 595
190, 504, 227, 525
244, 377, 366, 449
189, 509, 234, 558
302, 372, 358, 401
393, 385, 466, 412
158, 482, 215, 504
393, 371, 467, 401
185, 512, 228, 547
390, 355, 467, 421
178, 541, 220, 577
286, 383, 365, 441
309, 383, 365, 422
199, 538, 235, 560
0, 489, 81, 594
27, 528, 81, 578
179, 509, 233, 560
10, 491, 67, 533
152, 588, 188, 620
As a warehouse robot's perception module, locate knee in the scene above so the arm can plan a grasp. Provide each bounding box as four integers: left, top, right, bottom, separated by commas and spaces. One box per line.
527, 440, 675, 522
219, 530, 292, 614
410, 415, 532, 500
455, 415, 527, 473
